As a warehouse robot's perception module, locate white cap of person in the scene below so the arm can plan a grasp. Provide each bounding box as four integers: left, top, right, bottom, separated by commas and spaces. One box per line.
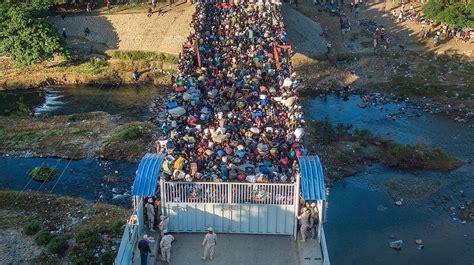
207, 227, 213, 232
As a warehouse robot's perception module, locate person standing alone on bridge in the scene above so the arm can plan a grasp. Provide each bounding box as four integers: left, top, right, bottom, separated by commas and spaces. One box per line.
201, 227, 217, 261
138, 235, 151, 265
160, 230, 174, 263
145, 198, 155, 231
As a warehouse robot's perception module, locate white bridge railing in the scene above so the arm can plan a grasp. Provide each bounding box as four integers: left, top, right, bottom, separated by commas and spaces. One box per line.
161, 181, 296, 205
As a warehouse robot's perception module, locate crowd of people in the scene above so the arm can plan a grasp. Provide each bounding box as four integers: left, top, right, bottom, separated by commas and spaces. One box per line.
155, 1, 305, 186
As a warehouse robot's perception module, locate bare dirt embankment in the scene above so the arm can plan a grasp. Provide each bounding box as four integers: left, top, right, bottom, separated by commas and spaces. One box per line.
1, 4, 194, 90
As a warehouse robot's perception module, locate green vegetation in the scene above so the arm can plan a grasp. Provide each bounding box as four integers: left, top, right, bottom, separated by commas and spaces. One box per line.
381, 143, 463, 171
71, 250, 95, 265
99, 249, 117, 265
108, 219, 126, 235
34, 229, 53, 245
0, 129, 53, 149
29, 164, 57, 182
423, 0, 474, 28
23, 220, 41, 235
75, 226, 100, 248
80, 59, 110, 75
352, 129, 376, 147
0, 3, 68, 66
306, 118, 351, 144
105, 126, 143, 143
111, 50, 179, 64
47, 235, 69, 254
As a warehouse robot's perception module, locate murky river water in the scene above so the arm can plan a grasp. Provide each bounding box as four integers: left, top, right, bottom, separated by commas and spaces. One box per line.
303, 95, 473, 265
0, 85, 162, 121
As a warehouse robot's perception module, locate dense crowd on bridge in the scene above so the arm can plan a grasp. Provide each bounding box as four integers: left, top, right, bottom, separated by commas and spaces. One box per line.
156, 1, 305, 185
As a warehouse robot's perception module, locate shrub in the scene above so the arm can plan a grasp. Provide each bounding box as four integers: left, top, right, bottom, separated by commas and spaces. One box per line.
47, 236, 69, 254
108, 220, 126, 235
70, 128, 84, 135
381, 143, 463, 171
75, 226, 100, 248
29, 164, 57, 182
71, 251, 95, 265
23, 220, 41, 235
99, 249, 117, 265
67, 114, 79, 121
352, 129, 376, 147
34, 229, 53, 245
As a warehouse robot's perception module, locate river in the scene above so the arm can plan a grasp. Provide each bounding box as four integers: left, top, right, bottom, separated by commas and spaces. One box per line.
303, 94, 473, 265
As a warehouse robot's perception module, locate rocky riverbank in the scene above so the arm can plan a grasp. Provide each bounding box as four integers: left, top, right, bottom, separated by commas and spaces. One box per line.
0, 112, 153, 163
0, 191, 129, 264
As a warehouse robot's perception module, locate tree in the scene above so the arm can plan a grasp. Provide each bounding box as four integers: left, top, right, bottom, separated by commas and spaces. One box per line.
437, 3, 472, 28
0, 4, 69, 67
423, 0, 474, 28
423, 0, 446, 18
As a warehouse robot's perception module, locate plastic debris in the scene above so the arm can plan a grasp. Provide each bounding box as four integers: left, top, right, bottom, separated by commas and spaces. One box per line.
389, 240, 404, 250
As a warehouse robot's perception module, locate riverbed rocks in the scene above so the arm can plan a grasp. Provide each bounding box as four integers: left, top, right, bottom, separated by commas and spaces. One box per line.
384, 177, 442, 204
460, 200, 474, 221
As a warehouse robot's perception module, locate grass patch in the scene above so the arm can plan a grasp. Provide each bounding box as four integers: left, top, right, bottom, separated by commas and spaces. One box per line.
352, 129, 376, 147
0, 129, 53, 149
29, 164, 57, 182
111, 50, 178, 64
79, 59, 110, 75
306, 118, 352, 145
34, 229, 53, 245
23, 220, 41, 235
47, 235, 69, 255
105, 126, 143, 143
389, 75, 445, 97
381, 143, 463, 171
75, 226, 100, 248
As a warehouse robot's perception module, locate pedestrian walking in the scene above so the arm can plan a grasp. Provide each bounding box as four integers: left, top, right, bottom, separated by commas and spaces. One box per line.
84, 27, 90, 37
160, 230, 175, 263
145, 199, 155, 231
159, 215, 169, 237
354, 4, 360, 18
201, 227, 217, 261
138, 235, 151, 265
297, 207, 311, 242
310, 203, 319, 239
326, 41, 332, 55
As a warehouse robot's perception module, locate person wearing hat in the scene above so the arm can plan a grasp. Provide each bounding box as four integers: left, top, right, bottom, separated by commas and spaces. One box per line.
297, 207, 311, 242
201, 227, 217, 261
159, 215, 169, 237
160, 230, 175, 263
138, 234, 151, 265
145, 198, 155, 232
310, 202, 319, 240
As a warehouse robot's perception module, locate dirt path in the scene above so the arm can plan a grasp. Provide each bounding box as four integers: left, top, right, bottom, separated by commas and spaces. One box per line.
50, 3, 195, 55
